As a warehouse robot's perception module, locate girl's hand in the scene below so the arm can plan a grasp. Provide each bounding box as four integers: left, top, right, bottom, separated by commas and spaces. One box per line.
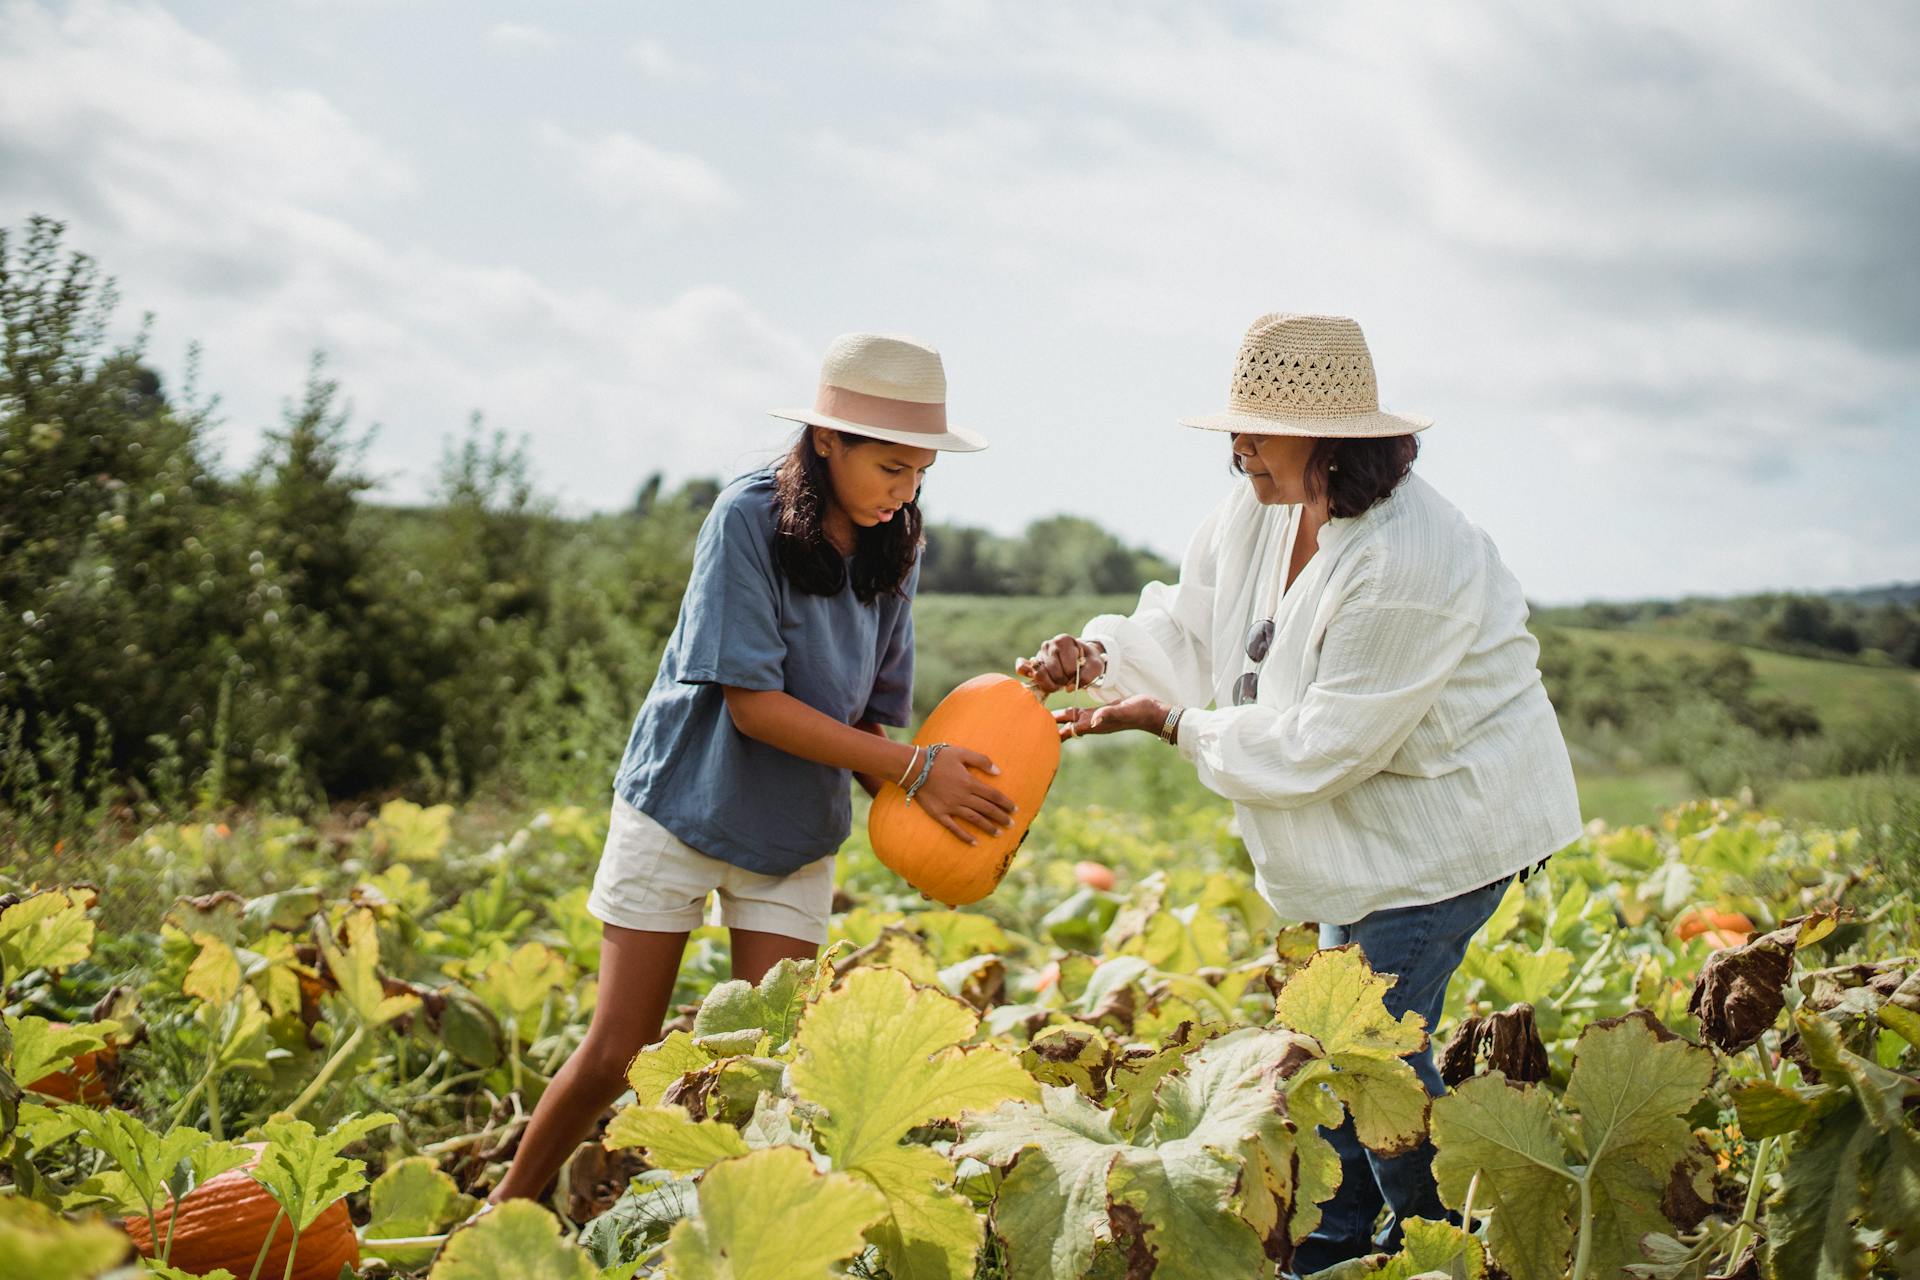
1054, 696, 1167, 741
1016, 634, 1106, 694
915, 747, 1018, 845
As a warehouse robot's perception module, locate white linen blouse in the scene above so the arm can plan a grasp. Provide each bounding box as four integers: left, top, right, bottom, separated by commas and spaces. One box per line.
1082, 472, 1581, 925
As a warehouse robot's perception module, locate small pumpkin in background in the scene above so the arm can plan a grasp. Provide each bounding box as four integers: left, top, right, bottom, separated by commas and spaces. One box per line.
1675, 907, 1755, 951
26, 1021, 118, 1106
122, 1142, 359, 1280
869, 674, 1061, 906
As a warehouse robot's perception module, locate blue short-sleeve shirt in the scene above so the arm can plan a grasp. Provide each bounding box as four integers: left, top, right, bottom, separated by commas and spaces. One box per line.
613, 469, 917, 875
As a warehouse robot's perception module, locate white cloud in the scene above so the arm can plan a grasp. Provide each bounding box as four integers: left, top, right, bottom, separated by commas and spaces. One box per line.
0, 0, 806, 504
534, 122, 739, 218
488, 21, 560, 52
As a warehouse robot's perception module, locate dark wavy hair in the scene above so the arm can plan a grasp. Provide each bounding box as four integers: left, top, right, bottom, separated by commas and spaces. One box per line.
1233, 434, 1420, 518
773, 428, 924, 603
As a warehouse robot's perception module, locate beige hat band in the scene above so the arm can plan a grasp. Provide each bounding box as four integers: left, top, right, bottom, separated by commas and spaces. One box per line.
814, 383, 948, 435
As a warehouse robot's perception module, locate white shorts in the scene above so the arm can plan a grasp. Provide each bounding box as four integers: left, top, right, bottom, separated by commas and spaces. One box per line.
586, 796, 834, 945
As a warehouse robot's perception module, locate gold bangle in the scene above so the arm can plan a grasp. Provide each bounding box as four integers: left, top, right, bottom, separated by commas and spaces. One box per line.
895, 745, 921, 788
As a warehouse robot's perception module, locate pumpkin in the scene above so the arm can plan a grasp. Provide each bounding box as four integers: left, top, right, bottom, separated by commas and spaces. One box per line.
123, 1142, 359, 1280
868, 674, 1061, 905
27, 1022, 116, 1106
1074, 861, 1116, 892
1675, 907, 1754, 944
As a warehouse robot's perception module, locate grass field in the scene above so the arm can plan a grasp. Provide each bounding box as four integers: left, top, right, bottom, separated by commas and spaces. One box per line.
1541, 624, 1920, 735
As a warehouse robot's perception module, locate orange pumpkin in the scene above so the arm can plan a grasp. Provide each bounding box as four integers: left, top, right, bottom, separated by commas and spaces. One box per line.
27, 1022, 116, 1105
123, 1142, 359, 1280
1675, 907, 1754, 944
869, 674, 1061, 905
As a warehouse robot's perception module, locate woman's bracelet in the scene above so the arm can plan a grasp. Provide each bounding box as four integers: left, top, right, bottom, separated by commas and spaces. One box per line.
1158, 705, 1185, 744
895, 745, 922, 789
903, 742, 947, 805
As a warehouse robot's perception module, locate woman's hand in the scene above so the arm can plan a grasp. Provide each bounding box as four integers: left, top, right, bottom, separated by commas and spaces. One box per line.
914, 747, 1018, 845
1054, 696, 1169, 741
1016, 634, 1107, 694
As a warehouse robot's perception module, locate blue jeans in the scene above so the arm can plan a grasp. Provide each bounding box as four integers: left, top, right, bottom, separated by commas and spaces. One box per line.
1289, 875, 1512, 1274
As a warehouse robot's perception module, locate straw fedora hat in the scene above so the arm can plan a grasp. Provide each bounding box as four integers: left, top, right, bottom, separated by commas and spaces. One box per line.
1180, 314, 1432, 438
770, 333, 987, 452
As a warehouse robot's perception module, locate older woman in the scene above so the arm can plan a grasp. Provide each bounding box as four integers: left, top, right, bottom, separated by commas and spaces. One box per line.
1019, 313, 1581, 1269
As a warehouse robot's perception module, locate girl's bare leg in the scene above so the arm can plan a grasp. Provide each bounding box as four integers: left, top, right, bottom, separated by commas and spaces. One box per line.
488, 924, 689, 1204
729, 927, 818, 983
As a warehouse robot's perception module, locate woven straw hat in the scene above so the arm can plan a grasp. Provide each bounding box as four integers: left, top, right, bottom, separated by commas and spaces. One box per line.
1180, 314, 1432, 438
770, 333, 987, 452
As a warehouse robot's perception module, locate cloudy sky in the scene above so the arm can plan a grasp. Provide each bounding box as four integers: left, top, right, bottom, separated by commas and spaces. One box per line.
3, 1, 1915, 602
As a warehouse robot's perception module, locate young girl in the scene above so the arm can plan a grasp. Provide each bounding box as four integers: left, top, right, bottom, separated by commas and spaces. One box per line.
488, 332, 1015, 1206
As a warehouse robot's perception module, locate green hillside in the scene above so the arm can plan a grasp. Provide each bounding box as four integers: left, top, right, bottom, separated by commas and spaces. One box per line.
1540, 625, 1920, 736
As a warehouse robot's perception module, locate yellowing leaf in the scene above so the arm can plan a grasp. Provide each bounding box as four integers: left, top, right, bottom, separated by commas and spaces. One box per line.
473, 941, 572, 1036
183, 932, 242, 1005
792, 967, 1036, 1170
0, 890, 94, 976
791, 967, 1035, 1278
1271, 946, 1429, 1155
857, 1143, 987, 1280
428, 1199, 596, 1279
602, 1104, 751, 1171
665, 1147, 885, 1279
6, 1015, 113, 1090
316, 909, 419, 1028
626, 1031, 712, 1107
0, 1197, 127, 1279
366, 1157, 479, 1267
370, 798, 454, 863
1430, 1075, 1573, 1280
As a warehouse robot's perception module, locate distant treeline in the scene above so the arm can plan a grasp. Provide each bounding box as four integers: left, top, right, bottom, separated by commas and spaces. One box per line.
1534, 591, 1920, 669
0, 217, 1170, 830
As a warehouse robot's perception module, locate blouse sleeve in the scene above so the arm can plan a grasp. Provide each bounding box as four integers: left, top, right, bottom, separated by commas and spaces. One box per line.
674, 496, 787, 692
1079, 496, 1226, 709
1172, 581, 1484, 809
861, 558, 919, 727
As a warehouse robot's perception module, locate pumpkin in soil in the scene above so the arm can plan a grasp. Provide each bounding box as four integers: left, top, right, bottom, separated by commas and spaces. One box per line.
27, 1023, 116, 1105
123, 1142, 359, 1280
1675, 907, 1754, 946
869, 674, 1061, 905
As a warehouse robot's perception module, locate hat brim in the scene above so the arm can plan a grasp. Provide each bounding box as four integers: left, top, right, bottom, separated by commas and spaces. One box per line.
768, 408, 988, 452
1179, 407, 1432, 438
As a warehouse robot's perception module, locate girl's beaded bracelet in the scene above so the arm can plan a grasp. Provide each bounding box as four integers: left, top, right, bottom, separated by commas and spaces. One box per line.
903, 742, 948, 805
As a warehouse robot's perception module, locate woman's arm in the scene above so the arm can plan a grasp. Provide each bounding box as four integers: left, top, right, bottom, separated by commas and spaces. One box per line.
851, 720, 892, 798
1022, 492, 1232, 706
722, 687, 1019, 843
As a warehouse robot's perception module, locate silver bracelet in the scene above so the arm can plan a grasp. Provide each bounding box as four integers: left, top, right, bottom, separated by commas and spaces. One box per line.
903, 742, 947, 805
895, 745, 922, 789
1084, 642, 1110, 688
1158, 705, 1184, 744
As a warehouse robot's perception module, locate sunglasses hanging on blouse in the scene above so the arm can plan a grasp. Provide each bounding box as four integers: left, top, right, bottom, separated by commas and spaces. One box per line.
1233, 617, 1274, 706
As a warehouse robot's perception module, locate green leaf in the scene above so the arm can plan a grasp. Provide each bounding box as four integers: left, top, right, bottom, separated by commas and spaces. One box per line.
691, 954, 821, 1049
5, 1015, 112, 1091
958, 1086, 1126, 1280
428, 1199, 597, 1279
1272, 946, 1429, 1155
1431, 1075, 1575, 1280
0, 1197, 127, 1279
61, 1107, 210, 1213
1565, 1013, 1717, 1276
1732, 1081, 1822, 1140
664, 1147, 886, 1279
366, 1156, 480, 1266
0, 890, 95, 977
472, 940, 573, 1037
602, 1103, 752, 1171
1431, 1012, 1715, 1280
1459, 943, 1577, 1010
316, 909, 420, 1028
251, 1111, 395, 1232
